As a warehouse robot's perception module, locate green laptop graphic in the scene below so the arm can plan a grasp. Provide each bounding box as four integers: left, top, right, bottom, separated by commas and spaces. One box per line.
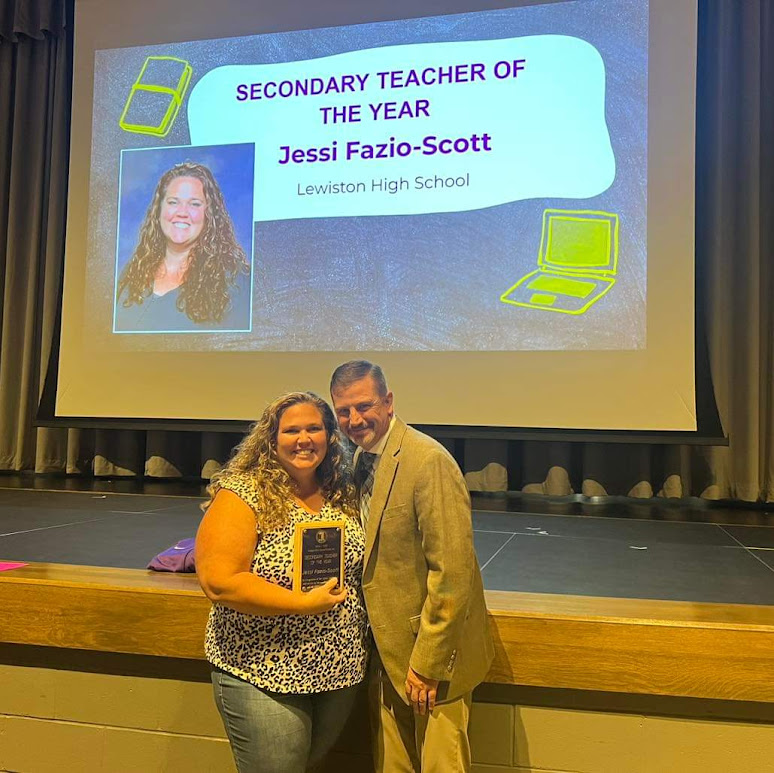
501, 209, 620, 315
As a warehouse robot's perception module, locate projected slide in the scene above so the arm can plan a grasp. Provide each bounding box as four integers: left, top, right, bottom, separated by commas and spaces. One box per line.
87, 0, 648, 351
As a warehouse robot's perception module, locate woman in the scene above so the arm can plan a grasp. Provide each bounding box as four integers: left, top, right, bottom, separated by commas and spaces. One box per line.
195, 392, 368, 773
115, 161, 250, 332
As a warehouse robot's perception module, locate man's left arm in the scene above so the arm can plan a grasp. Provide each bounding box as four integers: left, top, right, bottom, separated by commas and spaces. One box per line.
409, 448, 475, 688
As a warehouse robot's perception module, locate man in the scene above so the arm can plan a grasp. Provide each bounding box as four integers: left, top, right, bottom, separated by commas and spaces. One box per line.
330, 360, 494, 773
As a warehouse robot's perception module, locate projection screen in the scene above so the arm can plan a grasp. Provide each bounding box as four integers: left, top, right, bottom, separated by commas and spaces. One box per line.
55, 0, 698, 430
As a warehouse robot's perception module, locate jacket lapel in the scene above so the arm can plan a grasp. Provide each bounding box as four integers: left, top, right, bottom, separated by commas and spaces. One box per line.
363, 418, 406, 566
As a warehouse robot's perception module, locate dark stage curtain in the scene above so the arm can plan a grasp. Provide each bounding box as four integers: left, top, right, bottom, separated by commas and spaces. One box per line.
0, 1, 772, 498
0, 0, 65, 40
0, 0, 71, 471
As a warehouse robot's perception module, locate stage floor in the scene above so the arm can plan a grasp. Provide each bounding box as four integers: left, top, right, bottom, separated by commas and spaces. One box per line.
1, 486, 774, 605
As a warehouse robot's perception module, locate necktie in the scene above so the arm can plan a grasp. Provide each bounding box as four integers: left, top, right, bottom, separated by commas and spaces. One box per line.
355, 451, 377, 528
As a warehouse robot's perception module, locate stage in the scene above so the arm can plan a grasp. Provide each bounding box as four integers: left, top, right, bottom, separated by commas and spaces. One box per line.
1, 482, 774, 703
2, 486, 774, 605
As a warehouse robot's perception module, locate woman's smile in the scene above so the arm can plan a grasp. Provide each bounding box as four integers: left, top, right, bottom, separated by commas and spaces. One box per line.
276, 403, 328, 479
159, 176, 207, 248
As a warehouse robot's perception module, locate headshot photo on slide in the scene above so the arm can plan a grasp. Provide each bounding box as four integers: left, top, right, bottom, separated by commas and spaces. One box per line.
113, 142, 255, 334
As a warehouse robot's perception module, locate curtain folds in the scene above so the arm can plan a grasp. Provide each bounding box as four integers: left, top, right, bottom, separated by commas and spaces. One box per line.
0, 31, 69, 471
0, 0, 66, 41
1, 1, 773, 496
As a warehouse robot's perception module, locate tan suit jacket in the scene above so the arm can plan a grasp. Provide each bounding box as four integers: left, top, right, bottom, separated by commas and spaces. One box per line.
362, 417, 494, 703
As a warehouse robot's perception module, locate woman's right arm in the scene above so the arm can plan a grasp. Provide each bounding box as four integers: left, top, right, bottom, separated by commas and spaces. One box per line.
195, 489, 346, 616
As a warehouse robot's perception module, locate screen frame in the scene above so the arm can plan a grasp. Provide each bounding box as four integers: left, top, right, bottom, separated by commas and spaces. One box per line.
49, 0, 705, 436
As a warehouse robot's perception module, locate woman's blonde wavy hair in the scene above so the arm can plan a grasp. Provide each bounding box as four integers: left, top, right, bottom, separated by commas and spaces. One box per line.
205, 392, 357, 531
117, 161, 249, 324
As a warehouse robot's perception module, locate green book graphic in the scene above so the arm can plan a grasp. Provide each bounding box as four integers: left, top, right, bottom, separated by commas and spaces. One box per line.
501, 209, 620, 315
119, 56, 193, 138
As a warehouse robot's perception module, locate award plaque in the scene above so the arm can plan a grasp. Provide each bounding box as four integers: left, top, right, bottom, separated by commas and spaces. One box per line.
293, 520, 345, 592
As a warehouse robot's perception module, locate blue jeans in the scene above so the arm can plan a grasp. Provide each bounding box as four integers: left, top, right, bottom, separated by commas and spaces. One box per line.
211, 668, 361, 773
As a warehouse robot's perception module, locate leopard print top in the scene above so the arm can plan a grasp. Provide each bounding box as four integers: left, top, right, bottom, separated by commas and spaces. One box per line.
204, 472, 369, 693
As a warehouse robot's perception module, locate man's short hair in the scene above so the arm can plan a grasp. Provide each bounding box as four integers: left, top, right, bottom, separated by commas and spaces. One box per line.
330, 360, 388, 397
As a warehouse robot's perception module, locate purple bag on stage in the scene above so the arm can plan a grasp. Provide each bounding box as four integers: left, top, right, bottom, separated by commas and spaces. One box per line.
147, 538, 196, 572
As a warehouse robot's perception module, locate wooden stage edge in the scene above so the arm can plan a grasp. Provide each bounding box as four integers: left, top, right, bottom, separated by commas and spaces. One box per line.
1, 561, 773, 704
